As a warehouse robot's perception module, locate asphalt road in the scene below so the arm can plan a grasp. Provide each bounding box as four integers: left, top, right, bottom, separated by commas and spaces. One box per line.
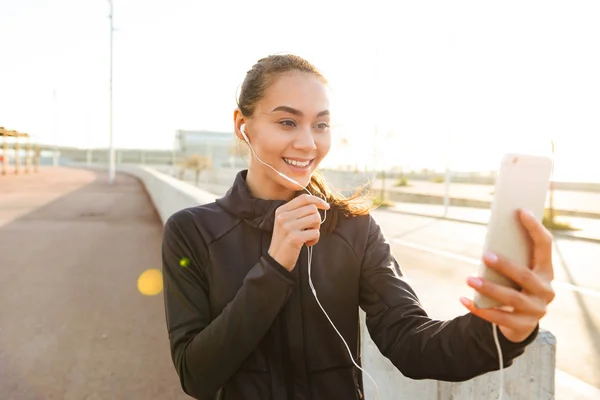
0, 169, 189, 400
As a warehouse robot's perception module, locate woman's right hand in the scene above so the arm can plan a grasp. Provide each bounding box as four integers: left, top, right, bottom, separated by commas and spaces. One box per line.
268, 194, 330, 271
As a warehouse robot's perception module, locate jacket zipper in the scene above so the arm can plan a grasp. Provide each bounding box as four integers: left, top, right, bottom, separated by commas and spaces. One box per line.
356, 386, 364, 399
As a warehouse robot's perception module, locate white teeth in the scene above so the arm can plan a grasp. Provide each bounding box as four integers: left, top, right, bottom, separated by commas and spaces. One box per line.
283, 158, 310, 167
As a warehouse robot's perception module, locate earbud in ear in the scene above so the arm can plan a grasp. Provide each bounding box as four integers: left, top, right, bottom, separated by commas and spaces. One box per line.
240, 124, 250, 143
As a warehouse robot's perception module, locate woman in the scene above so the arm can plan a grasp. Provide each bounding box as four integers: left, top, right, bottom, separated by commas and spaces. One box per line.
162, 54, 555, 400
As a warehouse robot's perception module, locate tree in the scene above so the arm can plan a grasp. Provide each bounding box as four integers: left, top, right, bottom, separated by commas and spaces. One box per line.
178, 154, 212, 186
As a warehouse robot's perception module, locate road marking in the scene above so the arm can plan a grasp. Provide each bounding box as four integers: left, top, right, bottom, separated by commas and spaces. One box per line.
555, 369, 600, 400
393, 238, 600, 299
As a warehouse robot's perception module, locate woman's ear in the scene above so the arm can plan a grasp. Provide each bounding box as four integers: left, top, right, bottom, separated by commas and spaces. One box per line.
233, 109, 247, 142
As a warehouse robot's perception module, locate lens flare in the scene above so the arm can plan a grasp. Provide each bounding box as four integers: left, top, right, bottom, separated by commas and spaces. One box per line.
137, 269, 163, 296
179, 257, 190, 267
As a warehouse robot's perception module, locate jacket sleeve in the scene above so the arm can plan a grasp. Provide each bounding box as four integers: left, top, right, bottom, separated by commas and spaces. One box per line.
162, 212, 297, 399
359, 215, 538, 382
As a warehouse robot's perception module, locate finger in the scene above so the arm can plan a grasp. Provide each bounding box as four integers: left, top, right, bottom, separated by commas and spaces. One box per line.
519, 209, 553, 269
483, 253, 555, 303
293, 213, 323, 231
467, 276, 547, 318
297, 228, 320, 247
283, 204, 320, 221
288, 193, 330, 210
275, 205, 318, 229
460, 297, 538, 332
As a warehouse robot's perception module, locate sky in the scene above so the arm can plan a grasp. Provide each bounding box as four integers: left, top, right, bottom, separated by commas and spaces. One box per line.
1, 0, 599, 180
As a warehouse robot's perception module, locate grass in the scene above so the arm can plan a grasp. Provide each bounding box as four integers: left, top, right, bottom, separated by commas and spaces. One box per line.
542, 209, 578, 231
394, 177, 410, 187
371, 194, 395, 208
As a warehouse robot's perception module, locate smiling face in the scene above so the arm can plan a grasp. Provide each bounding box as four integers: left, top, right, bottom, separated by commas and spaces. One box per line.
234, 71, 332, 200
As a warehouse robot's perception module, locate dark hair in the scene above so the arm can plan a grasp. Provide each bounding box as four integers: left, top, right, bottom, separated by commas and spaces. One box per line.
236, 54, 374, 232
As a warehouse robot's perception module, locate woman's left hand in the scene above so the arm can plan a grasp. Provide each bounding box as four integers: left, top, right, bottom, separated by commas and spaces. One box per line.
460, 209, 556, 343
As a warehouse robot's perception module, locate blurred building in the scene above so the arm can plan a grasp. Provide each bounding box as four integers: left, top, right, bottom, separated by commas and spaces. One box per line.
175, 129, 245, 168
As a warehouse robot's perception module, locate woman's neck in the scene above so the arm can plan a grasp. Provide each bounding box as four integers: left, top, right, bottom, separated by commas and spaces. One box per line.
245, 167, 295, 201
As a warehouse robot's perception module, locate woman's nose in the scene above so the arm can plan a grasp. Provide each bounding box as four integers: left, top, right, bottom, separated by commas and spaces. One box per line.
293, 128, 317, 151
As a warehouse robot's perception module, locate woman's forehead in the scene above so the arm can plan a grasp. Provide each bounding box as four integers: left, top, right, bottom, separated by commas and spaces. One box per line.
258, 72, 330, 116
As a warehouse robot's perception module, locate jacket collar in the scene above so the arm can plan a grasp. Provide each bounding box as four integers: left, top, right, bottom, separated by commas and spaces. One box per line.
215, 170, 289, 232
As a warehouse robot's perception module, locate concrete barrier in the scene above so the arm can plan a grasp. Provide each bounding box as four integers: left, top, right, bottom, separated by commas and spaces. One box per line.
121, 165, 556, 399
360, 312, 555, 400
117, 165, 217, 225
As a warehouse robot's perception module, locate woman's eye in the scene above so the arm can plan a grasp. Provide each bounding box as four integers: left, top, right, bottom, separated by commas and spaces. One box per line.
279, 120, 296, 127
315, 122, 330, 130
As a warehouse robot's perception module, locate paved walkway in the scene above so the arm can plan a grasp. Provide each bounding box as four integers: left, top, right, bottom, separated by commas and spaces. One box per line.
0, 167, 187, 399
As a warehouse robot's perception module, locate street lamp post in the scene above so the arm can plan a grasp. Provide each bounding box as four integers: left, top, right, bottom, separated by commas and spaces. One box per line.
52, 89, 59, 167
443, 132, 452, 217
443, 156, 451, 217
108, 0, 115, 184
548, 140, 555, 224
0, 127, 7, 176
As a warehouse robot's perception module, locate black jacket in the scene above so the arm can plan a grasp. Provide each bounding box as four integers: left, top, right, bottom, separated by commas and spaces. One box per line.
161, 170, 537, 400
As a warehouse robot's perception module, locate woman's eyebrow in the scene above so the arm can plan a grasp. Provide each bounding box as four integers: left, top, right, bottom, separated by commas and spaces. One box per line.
271, 106, 330, 118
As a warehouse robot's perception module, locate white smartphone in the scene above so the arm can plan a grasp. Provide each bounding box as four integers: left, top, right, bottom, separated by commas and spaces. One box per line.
474, 153, 554, 309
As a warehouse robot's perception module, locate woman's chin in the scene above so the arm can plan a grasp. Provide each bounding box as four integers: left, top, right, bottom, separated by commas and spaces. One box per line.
281, 176, 311, 192
278, 163, 317, 188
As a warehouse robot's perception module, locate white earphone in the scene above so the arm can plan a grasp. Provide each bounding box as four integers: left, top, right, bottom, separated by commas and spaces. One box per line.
240, 124, 250, 143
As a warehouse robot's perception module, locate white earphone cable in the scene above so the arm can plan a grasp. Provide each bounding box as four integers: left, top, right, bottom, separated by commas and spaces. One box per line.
307, 245, 380, 400
492, 323, 504, 400
242, 126, 379, 399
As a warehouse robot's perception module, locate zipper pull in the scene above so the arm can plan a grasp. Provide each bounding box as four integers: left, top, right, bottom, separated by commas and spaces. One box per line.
356, 386, 364, 399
